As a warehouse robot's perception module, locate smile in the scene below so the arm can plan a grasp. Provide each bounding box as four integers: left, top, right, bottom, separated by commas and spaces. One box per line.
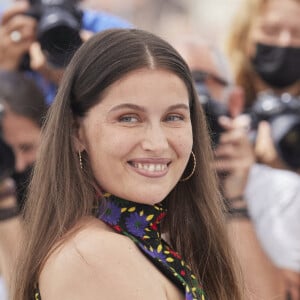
128, 159, 171, 178
132, 163, 167, 172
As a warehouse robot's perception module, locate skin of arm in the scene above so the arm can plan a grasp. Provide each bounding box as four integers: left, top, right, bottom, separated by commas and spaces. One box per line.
215, 116, 286, 299
227, 218, 285, 300
281, 269, 300, 300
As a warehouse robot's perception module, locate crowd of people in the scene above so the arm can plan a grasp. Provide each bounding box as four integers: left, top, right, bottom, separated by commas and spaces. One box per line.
0, 0, 299, 299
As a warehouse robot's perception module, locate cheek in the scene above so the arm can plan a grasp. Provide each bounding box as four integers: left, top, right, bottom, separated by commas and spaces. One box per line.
173, 130, 193, 157
84, 127, 136, 167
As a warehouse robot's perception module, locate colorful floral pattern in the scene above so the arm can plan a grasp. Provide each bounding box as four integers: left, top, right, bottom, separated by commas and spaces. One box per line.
98, 193, 206, 300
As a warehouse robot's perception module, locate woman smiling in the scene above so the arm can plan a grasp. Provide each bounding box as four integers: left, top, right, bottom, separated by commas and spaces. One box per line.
12, 29, 242, 300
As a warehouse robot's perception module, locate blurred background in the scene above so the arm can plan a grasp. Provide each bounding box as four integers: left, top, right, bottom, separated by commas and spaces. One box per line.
0, 0, 243, 46
80, 0, 243, 47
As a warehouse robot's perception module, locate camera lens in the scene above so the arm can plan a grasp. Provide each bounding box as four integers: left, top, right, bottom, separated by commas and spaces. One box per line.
39, 25, 82, 67
38, 8, 82, 68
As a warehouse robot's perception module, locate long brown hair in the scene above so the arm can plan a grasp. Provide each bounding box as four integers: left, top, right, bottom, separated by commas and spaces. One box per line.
13, 29, 242, 300
226, 0, 300, 107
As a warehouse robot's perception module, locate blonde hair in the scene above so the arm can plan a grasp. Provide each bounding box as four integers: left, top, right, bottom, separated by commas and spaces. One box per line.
226, 0, 300, 107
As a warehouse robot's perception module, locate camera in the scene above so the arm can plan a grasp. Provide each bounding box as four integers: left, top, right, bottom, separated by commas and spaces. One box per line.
193, 73, 229, 147
23, 0, 83, 69
0, 104, 15, 182
193, 70, 300, 170
249, 91, 300, 170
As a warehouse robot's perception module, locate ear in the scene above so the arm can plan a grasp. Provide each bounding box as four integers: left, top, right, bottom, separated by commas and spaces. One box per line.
72, 118, 86, 153
228, 86, 245, 117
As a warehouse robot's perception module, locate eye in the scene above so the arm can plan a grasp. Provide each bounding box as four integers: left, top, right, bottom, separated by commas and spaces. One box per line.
118, 114, 140, 123
20, 144, 34, 153
165, 114, 184, 122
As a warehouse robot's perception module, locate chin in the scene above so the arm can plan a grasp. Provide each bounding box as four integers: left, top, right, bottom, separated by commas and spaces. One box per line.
107, 181, 175, 206
131, 189, 170, 206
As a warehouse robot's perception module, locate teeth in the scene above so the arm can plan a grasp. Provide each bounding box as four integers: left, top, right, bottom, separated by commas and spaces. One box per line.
133, 163, 167, 172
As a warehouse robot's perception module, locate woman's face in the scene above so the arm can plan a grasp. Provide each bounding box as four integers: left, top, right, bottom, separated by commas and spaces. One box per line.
77, 68, 193, 205
248, 0, 300, 54
2, 108, 41, 173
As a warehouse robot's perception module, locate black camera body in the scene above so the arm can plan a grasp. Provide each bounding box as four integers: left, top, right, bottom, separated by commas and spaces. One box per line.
195, 81, 229, 147
249, 91, 300, 170
24, 0, 83, 68
195, 76, 300, 170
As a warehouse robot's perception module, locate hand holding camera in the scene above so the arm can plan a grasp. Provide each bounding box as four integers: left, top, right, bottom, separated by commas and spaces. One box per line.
0, 0, 83, 83
197, 75, 300, 173
250, 91, 300, 172
24, 0, 83, 68
213, 115, 255, 199
0, 2, 36, 70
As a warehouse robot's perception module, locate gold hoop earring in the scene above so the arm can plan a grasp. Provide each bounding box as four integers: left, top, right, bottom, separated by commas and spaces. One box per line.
79, 151, 83, 170
180, 151, 196, 182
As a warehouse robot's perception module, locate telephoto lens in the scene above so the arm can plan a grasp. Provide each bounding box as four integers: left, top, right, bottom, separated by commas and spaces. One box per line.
25, 0, 83, 68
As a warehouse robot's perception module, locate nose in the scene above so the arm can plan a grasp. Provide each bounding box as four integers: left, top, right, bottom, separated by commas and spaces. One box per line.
278, 29, 293, 47
15, 152, 29, 173
141, 123, 169, 152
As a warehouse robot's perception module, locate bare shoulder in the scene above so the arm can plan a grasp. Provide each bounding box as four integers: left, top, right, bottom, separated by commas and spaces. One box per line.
42, 217, 131, 263
39, 217, 166, 300
50, 216, 134, 259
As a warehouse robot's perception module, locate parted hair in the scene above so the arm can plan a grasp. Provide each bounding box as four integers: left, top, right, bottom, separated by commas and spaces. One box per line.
12, 29, 242, 300
225, 0, 300, 107
0, 70, 47, 127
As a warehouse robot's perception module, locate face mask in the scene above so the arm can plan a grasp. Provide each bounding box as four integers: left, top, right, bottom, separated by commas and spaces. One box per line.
251, 42, 300, 88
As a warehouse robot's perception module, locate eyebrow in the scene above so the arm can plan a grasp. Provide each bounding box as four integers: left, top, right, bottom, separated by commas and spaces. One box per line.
109, 103, 146, 113
109, 103, 190, 113
166, 104, 190, 111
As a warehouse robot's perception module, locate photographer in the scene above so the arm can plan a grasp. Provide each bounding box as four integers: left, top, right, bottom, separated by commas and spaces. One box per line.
0, 70, 47, 299
226, 0, 300, 173
175, 37, 299, 299
0, 0, 131, 104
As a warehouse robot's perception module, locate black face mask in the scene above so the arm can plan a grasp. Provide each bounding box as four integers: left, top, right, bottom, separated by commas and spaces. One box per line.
12, 164, 34, 210
251, 42, 300, 88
